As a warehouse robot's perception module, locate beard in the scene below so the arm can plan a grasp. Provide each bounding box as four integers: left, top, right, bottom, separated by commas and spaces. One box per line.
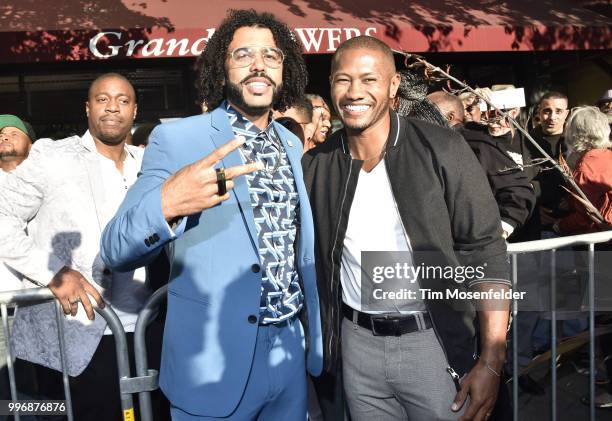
0, 146, 17, 159
97, 130, 127, 145
93, 123, 130, 146
341, 104, 389, 133
225, 72, 281, 117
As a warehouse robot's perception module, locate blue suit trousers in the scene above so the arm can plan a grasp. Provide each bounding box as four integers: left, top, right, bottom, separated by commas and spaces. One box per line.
171, 318, 307, 421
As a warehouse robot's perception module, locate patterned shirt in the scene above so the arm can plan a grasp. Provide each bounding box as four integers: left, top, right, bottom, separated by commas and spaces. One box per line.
225, 102, 303, 324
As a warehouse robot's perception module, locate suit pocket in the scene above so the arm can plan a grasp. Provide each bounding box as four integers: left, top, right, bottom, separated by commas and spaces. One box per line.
167, 289, 210, 307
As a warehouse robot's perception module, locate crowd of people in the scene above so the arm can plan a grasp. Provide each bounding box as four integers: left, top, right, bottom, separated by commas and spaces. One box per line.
1, 7, 611, 421
417, 84, 612, 408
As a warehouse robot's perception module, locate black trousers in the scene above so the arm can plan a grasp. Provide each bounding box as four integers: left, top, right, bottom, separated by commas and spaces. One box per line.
15, 319, 169, 421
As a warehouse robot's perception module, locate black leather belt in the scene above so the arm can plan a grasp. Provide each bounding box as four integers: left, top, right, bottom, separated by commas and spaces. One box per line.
342, 303, 432, 336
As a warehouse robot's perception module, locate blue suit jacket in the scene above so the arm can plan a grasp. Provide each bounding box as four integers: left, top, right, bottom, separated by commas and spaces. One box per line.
100, 107, 323, 417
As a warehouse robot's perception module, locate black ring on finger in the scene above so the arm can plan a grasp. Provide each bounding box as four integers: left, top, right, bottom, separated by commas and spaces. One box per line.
216, 167, 227, 196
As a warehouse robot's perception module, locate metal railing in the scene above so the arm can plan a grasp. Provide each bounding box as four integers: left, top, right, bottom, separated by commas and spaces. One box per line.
2, 230, 612, 420
0, 287, 158, 421
133, 286, 167, 421
507, 230, 612, 421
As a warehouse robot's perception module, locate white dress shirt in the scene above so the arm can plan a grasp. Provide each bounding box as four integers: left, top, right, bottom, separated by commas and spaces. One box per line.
96, 147, 149, 334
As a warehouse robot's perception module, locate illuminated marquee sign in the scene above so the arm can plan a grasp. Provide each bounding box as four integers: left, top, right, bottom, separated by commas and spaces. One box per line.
89, 27, 379, 58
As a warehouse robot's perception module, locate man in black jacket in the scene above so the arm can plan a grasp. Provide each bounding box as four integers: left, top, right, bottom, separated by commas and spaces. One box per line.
503, 91, 571, 395
427, 91, 536, 241
458, 122, 536, 241
303, 36, 511, 421
527, 91, 570, 232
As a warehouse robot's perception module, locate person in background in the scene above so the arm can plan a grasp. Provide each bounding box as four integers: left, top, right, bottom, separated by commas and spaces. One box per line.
426, 91, 536, 241
0, 115, 35, 175
527, 91, 570, 232
393, 72, 451, 128
459, 92, 480, 123
132, 122, 159, 148
462, 86, 547, 395
0, 73, 168, 420
552, 106, 612, 409
554, 107, 612, 235
0, 115, 37, 291
427, 91, 465, 129
278, 97, 316, 150
597, 89, 612, 117
459, 88, 491, 124
502, 90, 574, 397
0, 114, 36, 407
306, 94, 332, 145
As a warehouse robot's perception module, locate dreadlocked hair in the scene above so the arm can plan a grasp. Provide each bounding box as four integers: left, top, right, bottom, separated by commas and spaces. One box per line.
194, 9, 307, 112
395, 70, 450, 128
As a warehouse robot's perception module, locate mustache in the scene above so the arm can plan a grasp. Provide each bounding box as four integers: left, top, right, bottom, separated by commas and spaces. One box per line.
101, 116, 123, 122
240, 72, 276, 87
0, 150, 17, 158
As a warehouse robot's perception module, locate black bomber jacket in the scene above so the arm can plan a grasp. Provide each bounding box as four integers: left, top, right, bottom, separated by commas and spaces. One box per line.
302, 111, 510, 385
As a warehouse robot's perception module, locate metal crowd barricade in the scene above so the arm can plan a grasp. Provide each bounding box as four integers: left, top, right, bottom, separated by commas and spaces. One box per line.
4, 230, 612, 421
507, 230, 612, 421
132, 285, 167, 421
0, 288, 137, 421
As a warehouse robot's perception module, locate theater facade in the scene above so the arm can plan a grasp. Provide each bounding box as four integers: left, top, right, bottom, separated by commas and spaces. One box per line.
0, 0, 610, 138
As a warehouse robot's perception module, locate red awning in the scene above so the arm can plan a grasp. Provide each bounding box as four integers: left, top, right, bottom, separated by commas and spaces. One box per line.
0, 0, 610, 62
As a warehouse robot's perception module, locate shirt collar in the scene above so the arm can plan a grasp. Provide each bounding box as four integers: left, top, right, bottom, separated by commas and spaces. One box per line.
223, 100, 275, 138
81, 129, 136, 160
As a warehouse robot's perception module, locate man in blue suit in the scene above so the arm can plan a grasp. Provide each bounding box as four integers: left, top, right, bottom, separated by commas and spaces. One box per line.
100, 9, 323, 420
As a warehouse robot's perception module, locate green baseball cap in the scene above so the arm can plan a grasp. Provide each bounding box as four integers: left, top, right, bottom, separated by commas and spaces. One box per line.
0, 114, 35, 141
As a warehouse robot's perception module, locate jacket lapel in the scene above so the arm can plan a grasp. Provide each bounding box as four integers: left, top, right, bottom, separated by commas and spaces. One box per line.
209, 108, 258, 248
273, 122, 301, 181
79, 131, 107, 233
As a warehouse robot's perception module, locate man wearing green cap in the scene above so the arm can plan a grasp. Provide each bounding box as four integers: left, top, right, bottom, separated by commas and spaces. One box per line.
0, 114, 35, 405
0, 114, 35, 174
0, 114, 35, 291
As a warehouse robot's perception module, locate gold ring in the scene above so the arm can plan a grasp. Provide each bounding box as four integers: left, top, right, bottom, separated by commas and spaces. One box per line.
215, 167, 227, 196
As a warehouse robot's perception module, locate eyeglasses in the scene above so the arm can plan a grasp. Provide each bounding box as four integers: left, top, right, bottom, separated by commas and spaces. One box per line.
228, 46, 284, 69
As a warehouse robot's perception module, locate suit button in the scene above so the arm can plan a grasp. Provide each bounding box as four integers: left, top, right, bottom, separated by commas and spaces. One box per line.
144, 238, 151, 247
103, 268, 111, 276
248, 315, 258, 324
251, 264, 260, 273
153, 233, 160, 242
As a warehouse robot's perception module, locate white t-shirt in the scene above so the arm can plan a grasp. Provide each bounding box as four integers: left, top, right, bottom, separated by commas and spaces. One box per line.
340, 159, 426, 314
97, 149, 149, 334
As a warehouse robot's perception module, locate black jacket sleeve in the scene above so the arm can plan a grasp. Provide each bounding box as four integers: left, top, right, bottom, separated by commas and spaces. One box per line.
408, 123, 510, 288
468, 139, 536, 233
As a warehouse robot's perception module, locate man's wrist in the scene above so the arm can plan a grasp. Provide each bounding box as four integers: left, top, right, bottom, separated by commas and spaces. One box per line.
479, 358, 502, 377
47, 264, 65, 283
160, 183, 178, 222
479, 347, 506, 372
